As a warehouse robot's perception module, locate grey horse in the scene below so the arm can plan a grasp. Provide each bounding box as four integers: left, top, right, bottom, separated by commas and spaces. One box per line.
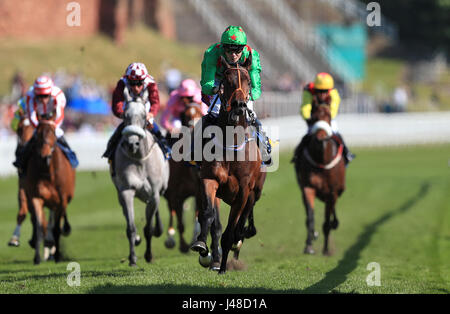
111, 89, 169, 266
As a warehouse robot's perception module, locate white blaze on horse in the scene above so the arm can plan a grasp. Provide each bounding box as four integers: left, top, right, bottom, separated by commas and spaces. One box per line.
111, 89, 170, 266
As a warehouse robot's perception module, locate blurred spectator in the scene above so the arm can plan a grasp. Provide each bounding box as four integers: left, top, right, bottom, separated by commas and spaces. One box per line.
164, 68, 182, 94
393, 86, 408, 112
10, 71, 27, 103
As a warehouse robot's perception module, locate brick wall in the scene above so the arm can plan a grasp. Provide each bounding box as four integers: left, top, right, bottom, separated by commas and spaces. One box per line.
0, 0, 101, 39
0, 0, 175, 41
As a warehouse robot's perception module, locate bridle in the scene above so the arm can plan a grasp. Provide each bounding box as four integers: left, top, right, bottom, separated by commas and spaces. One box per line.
223, 64, 249, 113
37, 119, 57, 160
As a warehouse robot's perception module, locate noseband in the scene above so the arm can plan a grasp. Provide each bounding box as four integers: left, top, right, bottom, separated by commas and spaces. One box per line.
223, 64, 249, 113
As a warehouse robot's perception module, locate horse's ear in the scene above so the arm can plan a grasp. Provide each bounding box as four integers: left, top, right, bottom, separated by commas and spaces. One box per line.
220, 55, 231, 70
242, 52, 252, 70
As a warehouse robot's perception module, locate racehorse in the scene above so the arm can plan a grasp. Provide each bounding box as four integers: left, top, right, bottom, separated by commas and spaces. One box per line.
111, 89, 169, 266
24, 113, 76, 264
8, 114, 34, 247
191, 55, 267, 274
292, 104, 346, 255
164, 103, 204, 252
8, 114, 72, 260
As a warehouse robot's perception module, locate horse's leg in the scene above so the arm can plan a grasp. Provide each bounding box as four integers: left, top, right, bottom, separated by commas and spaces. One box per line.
9, 184, 28, 247
331, 197, 339, 230
191, 179, 218, 260
175, 200, 191, 253
44, 210, 56, 261
323, 195, 336, 256
191, 194, 202, 246
118, 189, 138, 266
302, 187, 317, 254
233, 191, 256, 261
28, 198, 37, 249
243, 207, 257, 239
219, 188, 249, 274
209, 198, 222, 271
144, 194, 159, 263
164, 207, 176, 249
62, 212, 71, 236
52, 209, 64, 263
30, 198, 45, 265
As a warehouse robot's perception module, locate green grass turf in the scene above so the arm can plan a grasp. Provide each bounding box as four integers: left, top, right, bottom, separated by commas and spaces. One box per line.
0, 145, 449, 294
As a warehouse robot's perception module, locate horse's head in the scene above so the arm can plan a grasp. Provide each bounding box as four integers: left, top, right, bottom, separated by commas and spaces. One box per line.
220, 55, 252, 125
121, 88, 148, 155
35, 112, 57, 167
181, 102, 203, 130
310, 105, 332, 141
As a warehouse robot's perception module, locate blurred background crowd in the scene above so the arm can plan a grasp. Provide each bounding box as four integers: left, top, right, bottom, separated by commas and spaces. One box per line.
0, 0, 449, 138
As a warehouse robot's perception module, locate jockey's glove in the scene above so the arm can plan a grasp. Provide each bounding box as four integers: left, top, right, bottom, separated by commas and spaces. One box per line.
212, 85, 220, 94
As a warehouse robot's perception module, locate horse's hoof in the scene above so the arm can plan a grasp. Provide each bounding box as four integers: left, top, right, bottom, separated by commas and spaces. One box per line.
179, 242, 190, 254
164, 237, 176, 249
135, 235, 142, 246
144, 251, 152, 263
54, 253, 62, 263
244, 226, 257, 239
8, 238, 20, 247
62, 224, 72, 237
209, 262, 220, 271
28, 239, 35, 249
231, 240, 243, 252
199, 252, 212, 268
129, 262, 137, 267
304, 245, 315, 255
313, 231, 319, 240
323, 249, 332, 256
331, 219, 339, 230
218, 269, 226, 275
34, 256, 41, 265
191, 241, 208, 255
129, 255, 138, 266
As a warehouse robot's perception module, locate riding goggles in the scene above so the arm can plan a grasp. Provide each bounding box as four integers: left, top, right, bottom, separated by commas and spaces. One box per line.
129, 80, 144, 87
223, 44, 244, 54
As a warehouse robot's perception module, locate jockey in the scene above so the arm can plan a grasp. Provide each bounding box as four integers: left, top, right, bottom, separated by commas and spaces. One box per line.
298, 72, 355, 164
199, 25, 272, 164
160, 78, 208, 135
12, 75, 78, 175
102, 62, 171, 173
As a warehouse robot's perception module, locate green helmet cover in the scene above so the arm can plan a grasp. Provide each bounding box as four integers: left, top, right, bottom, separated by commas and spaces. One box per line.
220, 26, 247, 45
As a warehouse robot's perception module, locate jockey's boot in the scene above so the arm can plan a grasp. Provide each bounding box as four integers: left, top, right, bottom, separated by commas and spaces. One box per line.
13, 134, 36, 178
252, 118, 272, 166
334, 132, 355, 165
148, 122, 171, 160
291, 133, 311, 163
103, 122, 125, 176
57, 135, 79, 168
188, 113, 216, 167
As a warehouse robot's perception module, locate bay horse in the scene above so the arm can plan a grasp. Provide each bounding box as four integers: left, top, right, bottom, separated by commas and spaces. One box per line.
8, 114, 34, 247
111, 92, 169, 266
163, 102, 205, 252
292, 104, 346, 255
9, 113, 72, 260
24, 113, 76, 264
191, 55, 267, 274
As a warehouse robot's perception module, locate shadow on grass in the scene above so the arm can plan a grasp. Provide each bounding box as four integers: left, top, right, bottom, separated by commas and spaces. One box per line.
88, 283, 302, 294
0, 268, 139, 283
302, 182, 432, 293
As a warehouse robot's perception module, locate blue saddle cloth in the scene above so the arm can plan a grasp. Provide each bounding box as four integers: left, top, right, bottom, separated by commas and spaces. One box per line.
57, 142, 79, 168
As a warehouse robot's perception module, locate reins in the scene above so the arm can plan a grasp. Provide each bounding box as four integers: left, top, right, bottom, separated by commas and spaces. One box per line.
224, 64, 248, 112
